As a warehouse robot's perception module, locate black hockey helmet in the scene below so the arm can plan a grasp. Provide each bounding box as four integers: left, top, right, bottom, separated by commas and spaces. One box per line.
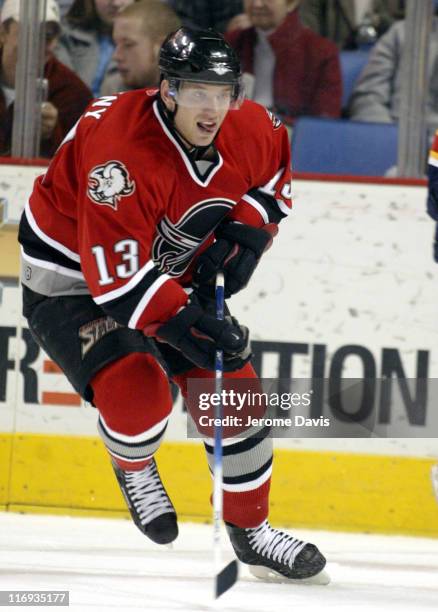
159, 27, 244, 109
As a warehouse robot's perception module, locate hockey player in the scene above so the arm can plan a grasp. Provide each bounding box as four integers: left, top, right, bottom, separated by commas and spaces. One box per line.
18, 27, 327, 582
428, 129, 438, 260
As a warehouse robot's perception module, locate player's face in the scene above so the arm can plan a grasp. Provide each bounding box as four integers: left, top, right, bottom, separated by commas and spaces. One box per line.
94, 0, 134, 27
244, 0, 296, 31
162, 81, 233, 147
113, 16, 159, 89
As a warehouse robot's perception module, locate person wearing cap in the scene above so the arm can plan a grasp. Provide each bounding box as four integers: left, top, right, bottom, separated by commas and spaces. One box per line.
0, 0, 92, 157
101, 0, 181, 95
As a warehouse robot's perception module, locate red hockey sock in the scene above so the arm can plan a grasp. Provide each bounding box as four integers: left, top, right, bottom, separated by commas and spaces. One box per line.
91, 352, 173, 471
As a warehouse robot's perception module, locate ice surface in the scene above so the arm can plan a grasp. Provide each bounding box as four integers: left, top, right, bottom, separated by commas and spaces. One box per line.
0, 513, 437, 611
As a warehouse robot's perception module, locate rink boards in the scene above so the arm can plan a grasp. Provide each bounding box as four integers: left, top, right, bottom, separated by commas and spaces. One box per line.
1, 162, 438, 536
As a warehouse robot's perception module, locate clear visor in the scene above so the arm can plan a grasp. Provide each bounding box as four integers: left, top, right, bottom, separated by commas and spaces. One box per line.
167, 78, 245, 111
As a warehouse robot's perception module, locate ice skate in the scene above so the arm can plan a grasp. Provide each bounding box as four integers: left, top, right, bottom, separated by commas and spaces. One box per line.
112, 458, 178, 545
226, 520, 330, 585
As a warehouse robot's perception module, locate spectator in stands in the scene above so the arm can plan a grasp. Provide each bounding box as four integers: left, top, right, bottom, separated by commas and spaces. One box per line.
298, 0, 404, 50
225, 0, 342, 125
165, 0, 243, 34
55, 0, 135, 96
101, 0, 180, 95
349, 10, 438, 133
0, 0, 92, 157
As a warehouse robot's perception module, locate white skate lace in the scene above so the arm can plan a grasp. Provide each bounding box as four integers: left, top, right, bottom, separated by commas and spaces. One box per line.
124, 460, 174, 526
246, 520, 307, 569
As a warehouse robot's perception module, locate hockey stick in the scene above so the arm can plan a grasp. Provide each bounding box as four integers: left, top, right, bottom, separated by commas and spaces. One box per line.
213, 271, 239, 599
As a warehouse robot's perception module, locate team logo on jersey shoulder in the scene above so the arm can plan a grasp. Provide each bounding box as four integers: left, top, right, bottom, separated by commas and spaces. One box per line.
87, 160, 135, 210
266, 109, 282, 130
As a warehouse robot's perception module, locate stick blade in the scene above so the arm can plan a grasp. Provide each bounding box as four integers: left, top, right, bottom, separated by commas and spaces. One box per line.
215, 560, 239, 598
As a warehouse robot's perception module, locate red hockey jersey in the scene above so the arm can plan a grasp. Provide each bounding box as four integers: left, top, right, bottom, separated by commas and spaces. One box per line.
19, 90, 292, 330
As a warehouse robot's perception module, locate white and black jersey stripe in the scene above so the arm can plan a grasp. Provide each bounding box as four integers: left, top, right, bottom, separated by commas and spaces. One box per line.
19, 202, 179, 327
93, 261, 171, 329
242, 186, 290, 226
20, 209, 81, 271
19, 203, 87, 297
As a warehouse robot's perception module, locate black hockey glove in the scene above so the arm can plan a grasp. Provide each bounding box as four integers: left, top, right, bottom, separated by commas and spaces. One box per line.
153, 297, 251, 372
193, 221, 276, 299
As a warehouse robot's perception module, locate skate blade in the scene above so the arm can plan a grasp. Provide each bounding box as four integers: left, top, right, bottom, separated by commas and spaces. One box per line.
249, 565, 331, 585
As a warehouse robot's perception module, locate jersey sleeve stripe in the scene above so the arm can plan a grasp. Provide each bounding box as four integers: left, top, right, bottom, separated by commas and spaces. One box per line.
21, 248, 85, 280
241, 194, 270, 224
95, 264, 187, 328
19, 212, 82, 272
94, 260, 156, 304
25, 200, 81, 263
261, 168, 284, 194
276, 198, 292, 216
128, 274, 171, 329
251, 188, 290, 222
